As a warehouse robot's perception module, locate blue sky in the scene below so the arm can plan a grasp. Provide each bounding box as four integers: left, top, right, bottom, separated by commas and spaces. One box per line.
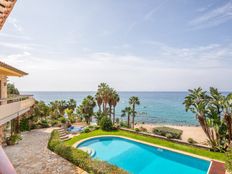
1, 0, 232, 91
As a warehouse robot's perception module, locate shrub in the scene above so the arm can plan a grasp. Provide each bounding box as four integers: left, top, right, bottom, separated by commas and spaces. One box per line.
226, 147, 232, 173
58, 117, 67, 124
153, 126, 183, 139
48, 130, 128, 174
100, 116, 113, 131
47, 130, 60, 151
20, 118, 30, 131
135, 128, 140, 132
139, 126, 147, 132
5, 134, 22, 145
82, 128, 91, 133
165, 133, 173, 139
120, 121, 128, 128
188, 138, 197, 144
51, 120, 61, 126
68, 115, 76, 123
39, 119, 50, 128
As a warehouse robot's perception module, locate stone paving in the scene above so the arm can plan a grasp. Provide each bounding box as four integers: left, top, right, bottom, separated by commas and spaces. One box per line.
3, 128, 82, 174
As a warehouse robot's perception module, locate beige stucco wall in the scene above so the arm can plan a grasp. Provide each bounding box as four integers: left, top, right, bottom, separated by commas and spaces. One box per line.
0, 75, 7, 99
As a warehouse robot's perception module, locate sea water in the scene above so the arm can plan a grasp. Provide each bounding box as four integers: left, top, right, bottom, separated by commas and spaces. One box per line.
22, 91, 197, 125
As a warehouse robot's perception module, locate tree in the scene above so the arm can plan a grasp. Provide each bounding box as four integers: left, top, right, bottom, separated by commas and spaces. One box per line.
7, 83, 20, 95
67, 99, 77, 111
121, 107, 132, 128
99, 116, 113, 131
129, 96, 140, 129
112, 91, 120, 124
95, 83, 120, 123
184, 87, 230, 151
33, 101, 50, 120
77, 95, 96, 124
49, 100, 68, 117
222, 93, 232, 144
95, 91, 103, 113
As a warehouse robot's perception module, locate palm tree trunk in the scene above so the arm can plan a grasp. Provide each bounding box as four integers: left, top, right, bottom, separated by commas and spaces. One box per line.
98, 104, 101, 113
132, 105, 135, 129
128, 114, 130, 128
225, 114, 232, 144
113, 107, 116, 124
109, 105, 112, 120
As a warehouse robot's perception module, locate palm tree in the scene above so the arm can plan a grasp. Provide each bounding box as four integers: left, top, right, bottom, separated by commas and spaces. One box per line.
97, 83, 109, 113
107, 88, 115, 120
67, 99, 77, 111
183, 87, 227, 150
222, 93, 232, 144
78, 95, 96, 124
95, 91, 103, 113
112, 91, 120, 124
121, 107, 132, 128
129, 96, 140, 129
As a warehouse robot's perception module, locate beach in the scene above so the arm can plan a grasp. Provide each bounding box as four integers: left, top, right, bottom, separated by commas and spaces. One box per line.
135, 124, 208, 145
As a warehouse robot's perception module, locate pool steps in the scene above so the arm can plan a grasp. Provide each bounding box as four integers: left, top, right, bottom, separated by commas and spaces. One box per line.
79, 147, 96, 157
57, 128, 71, 141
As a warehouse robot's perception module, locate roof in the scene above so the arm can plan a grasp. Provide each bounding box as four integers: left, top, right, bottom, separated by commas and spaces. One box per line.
0, 0, 17, 30
0, 61, 28, 77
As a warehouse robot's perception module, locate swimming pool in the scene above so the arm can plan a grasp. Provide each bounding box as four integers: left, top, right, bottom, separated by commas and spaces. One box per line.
77, 136, 210, 174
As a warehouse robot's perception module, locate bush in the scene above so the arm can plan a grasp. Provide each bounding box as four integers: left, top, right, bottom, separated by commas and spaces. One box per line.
68, 115, 76, 123
58, 117, 67, 124
100, 116, 113, 131
226, 147, 232, 173
153, 127, 183, 139
115, 118, 120, 124
82, 128, 91, 133
139, 126, 147, 132
188, 138, 197, 144
48, 130, 128, 174
135, 128, 140, 132
165, 133, 173, 139
51, 120, 61, 127
39, 119, 50, 128
120, 121, 128, 128
20, 118, 30, 131
5, 134, 22, 145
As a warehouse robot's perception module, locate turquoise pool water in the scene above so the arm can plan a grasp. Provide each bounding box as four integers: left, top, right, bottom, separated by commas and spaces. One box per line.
77, 137, 210, 174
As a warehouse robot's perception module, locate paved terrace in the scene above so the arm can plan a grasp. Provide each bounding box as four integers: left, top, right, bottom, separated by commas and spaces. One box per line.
3, 128, 86, 174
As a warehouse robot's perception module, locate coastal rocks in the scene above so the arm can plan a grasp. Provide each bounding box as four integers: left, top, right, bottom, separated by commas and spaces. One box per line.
3, 128, 83, 174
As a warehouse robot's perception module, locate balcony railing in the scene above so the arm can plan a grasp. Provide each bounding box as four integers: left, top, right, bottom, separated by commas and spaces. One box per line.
0, 95, 35, 125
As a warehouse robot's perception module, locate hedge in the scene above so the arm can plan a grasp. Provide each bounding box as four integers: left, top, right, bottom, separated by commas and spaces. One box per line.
153, 126, 183, 139
226, 147, 232, 173
48, 130, 128, 174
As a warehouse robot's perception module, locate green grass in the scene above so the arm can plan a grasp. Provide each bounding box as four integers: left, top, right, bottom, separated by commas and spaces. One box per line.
65, 129, 226, 162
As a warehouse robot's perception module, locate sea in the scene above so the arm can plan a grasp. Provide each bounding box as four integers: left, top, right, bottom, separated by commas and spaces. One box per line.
22, 91, 198, 125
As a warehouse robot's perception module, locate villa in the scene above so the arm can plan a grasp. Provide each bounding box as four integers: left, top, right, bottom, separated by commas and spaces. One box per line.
0, 61, 35, 174
0, 1, 35, 173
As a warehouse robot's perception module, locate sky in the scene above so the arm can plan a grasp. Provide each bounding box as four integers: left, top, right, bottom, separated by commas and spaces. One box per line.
0, 0, 232, 91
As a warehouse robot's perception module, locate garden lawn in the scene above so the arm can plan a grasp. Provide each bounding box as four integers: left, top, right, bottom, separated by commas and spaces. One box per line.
64, 129, 226, 162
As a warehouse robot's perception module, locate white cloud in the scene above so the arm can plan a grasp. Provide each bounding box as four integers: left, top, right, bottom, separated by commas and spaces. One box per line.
189, 1, 232, 29
4, 42, 232, 91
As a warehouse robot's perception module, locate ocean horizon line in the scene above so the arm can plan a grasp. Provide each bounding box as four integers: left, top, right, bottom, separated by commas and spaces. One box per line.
21, 90, 232, 93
